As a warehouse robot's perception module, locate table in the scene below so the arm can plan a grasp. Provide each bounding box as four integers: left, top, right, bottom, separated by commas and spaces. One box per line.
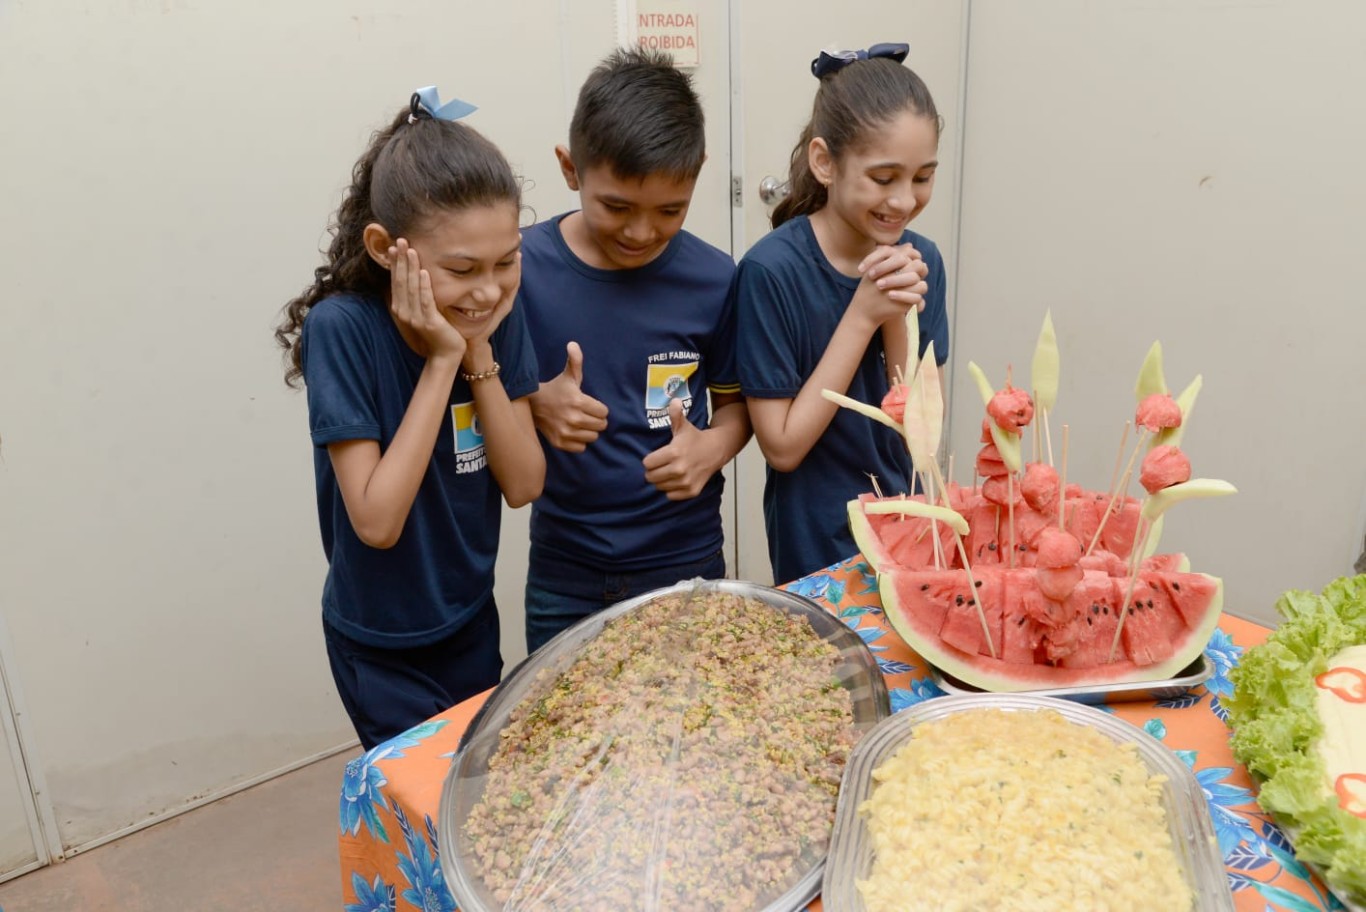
337, 557, 1345, 912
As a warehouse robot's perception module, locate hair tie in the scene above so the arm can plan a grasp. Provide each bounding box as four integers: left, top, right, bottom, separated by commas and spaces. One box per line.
810, 42, 910, 79
407, 86, 478, 124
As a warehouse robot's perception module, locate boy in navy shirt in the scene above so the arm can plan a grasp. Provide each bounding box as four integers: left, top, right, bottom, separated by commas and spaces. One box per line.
518, 48, 749, 652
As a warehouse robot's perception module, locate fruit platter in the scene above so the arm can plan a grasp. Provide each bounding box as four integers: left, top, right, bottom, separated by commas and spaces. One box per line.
1227, 574, 1366, 910
824, 311, 1236, 693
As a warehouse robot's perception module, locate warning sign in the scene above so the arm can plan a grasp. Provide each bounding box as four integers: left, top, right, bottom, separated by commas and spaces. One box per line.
636, 2, 700, 68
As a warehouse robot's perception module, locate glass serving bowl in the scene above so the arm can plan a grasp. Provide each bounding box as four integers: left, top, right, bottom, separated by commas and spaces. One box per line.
438, 578, 891, 912
823, 693, 1235, 911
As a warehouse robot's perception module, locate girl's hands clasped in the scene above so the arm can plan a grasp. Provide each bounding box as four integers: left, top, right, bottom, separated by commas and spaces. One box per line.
851, 244, 930, 328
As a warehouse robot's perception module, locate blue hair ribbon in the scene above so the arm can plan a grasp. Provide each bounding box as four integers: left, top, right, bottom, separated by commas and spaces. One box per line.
811, 42, 910, 79
408, 86, 477, 123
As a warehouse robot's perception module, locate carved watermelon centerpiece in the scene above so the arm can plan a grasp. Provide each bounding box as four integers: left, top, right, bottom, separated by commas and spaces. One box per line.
824, 312, 1235, 692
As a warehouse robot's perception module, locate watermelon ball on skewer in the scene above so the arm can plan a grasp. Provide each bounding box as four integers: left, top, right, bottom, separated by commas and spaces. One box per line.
1021, 462, 1060, 512
1140, 445, 1192, 494
987, 386, 1035, 431
1034, 526, 1085, 602
976, 443, 1009, 480
1136, 393, 1182, 432
881, 383, 910, 424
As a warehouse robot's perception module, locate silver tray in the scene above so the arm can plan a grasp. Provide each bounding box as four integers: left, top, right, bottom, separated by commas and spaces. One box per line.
823, 694, 1235, 911
438, 578, 891, 912
928, 653, 1214, 704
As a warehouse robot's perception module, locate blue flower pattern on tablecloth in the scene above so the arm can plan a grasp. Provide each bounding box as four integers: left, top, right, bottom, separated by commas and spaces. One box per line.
340, 721, 449, 842
889, 678, 946, 713
345, 872, 397, 912
1203, 628, 1242, 697
394, 805, 456, 912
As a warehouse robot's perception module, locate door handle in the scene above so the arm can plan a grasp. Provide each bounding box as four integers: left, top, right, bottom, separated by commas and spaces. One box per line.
758, 175, 790, 205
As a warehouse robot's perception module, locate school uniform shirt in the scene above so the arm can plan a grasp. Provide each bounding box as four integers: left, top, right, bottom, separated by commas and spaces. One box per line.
519, 214, 739, 572
301, 291, 539, 648
733, 215, 950, 584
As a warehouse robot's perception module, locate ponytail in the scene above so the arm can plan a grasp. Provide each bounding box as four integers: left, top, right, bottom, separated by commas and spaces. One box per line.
771, 57, 939, 230
275, 107, 520, 388
771, 122, 825, 229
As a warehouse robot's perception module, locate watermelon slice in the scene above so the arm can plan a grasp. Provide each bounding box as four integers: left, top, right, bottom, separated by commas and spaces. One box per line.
880, 565, 1223, 691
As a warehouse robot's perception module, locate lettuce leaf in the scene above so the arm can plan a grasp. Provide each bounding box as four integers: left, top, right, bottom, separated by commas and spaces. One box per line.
1226, 574, 1366, 905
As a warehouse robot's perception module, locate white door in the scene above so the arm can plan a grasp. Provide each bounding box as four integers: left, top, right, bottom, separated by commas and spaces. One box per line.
728, 3, 969, 584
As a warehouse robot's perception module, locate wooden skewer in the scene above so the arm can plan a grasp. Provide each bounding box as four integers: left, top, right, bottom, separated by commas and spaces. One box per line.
1057, 424, 1070, 530
947, 453, 956, 493
1085, 428, 1148, 557
1109, 517, 1156, 662
1101, 421, 1131, 511
923, 470, 943, 570
1043, 406, 1055, 468
1088, 465, 1133, 555
1007, 472, 1017, 569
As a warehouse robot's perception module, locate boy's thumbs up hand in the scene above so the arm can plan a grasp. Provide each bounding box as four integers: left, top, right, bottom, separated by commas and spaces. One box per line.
529, 341, 609, 453
669, 396, 689, 437
563, 340, 584, 387
643, 396, 717, 501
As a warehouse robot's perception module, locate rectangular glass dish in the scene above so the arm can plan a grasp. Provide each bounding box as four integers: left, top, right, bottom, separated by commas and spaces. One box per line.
439, 579, 891, 912
822, 693, 1234, 911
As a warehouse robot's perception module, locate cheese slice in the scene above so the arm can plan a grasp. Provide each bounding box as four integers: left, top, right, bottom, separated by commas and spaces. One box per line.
1314, 644, 1366, 818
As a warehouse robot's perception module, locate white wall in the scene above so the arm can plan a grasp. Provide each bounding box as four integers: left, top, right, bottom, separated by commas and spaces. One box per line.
947, 0, 1366, 626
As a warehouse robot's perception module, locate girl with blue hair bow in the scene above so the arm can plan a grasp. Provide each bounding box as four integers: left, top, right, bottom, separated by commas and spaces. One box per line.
275, 89, 544, 749
732, 45, 951, 584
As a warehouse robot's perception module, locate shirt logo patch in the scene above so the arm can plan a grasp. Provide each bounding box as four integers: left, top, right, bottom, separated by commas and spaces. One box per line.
644, 359, 698, 429
451, 402, 488, 474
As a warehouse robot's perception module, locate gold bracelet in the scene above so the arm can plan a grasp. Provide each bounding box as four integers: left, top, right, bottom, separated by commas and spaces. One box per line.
461, 362, 501, 383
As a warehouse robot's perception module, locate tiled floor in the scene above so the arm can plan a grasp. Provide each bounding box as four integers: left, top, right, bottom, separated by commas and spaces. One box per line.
0, 750, 353, 912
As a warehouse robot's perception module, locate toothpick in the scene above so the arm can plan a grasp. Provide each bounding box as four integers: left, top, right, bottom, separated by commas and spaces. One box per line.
1043, 407, 1055, 468
1057, 424, 1070, 530
1109, 517, 1156, 662
867, 473, 884, 499
927, 458, 996, 659
1087, 466, 1133, 557
947, 453, 956, 493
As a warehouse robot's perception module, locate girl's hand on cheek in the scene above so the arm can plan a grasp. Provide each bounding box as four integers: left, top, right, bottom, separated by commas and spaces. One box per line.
390, 238, 467, 363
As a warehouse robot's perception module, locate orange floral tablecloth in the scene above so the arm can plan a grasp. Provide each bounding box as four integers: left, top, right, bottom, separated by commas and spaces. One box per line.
337, 557, 1346, 912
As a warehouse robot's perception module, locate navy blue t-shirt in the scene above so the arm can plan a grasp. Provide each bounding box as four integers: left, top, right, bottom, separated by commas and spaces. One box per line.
519, 215, 738, 571
733, 215, 950, 584
301, 292, 539, 647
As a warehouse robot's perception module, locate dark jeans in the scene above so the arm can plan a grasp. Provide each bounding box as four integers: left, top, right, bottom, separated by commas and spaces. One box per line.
324, 598, 502, 750
524, 548, 727, 654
